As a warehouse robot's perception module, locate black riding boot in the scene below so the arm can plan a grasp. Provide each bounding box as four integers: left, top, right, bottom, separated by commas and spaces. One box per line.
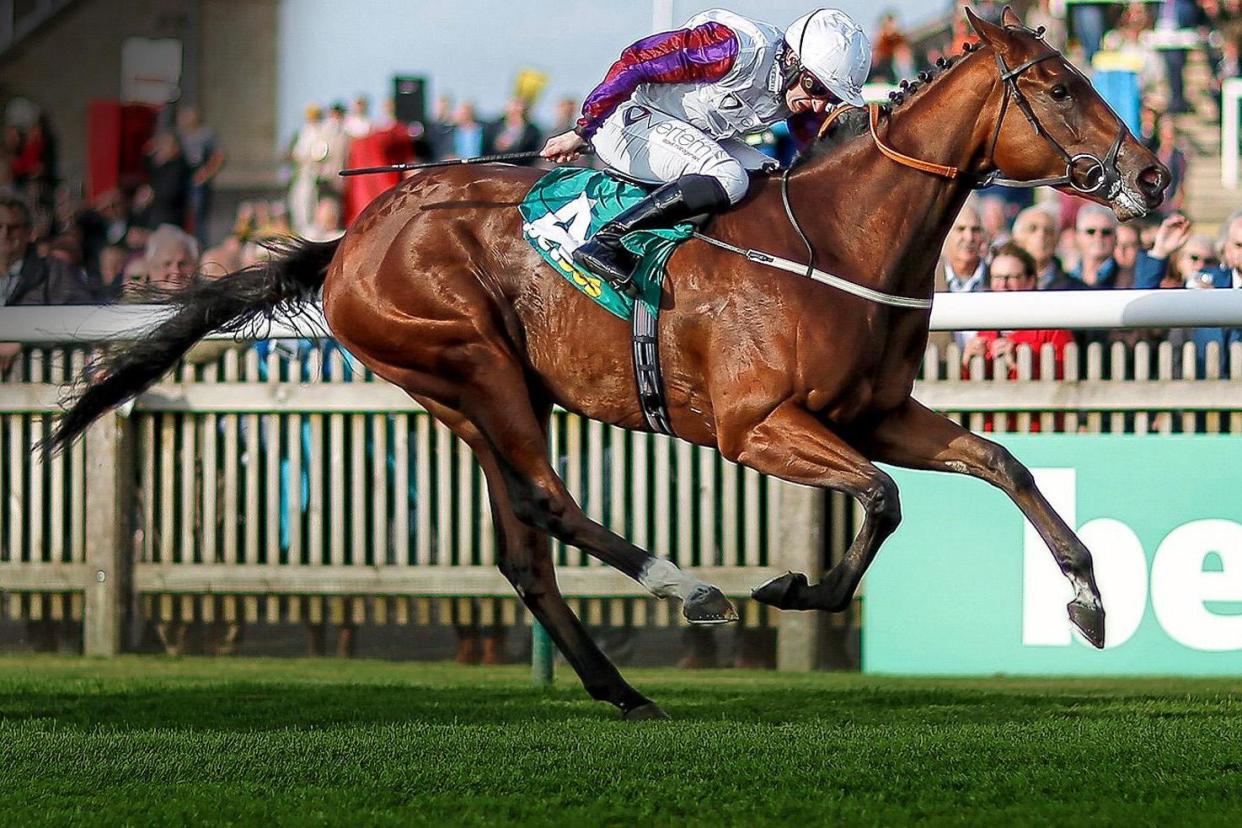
572, 174, 731, 297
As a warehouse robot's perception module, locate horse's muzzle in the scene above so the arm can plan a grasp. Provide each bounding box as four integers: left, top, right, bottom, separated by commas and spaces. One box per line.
1136, 163, 1170, 210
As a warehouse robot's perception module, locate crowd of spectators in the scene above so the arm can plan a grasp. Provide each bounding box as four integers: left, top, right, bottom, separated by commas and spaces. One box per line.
931, 193, 1242, 381
3, 3, 1241, 374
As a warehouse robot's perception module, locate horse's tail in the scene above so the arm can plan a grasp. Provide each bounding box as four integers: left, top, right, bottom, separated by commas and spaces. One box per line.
46, 237, 341, 455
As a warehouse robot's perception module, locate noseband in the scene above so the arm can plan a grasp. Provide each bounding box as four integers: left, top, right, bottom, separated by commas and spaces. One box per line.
976, 48, 1127, 197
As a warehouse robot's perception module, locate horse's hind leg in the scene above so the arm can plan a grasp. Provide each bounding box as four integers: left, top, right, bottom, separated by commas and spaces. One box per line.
447, 356, 736, 624
860, 399, 1105, 648
728, 402, 903, 613
414, 394, 664, 719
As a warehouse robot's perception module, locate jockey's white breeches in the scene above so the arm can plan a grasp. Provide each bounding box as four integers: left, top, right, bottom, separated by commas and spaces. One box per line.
590, 103, 776, 205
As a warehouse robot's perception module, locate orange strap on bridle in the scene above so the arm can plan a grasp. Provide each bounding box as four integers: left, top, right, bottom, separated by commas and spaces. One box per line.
867, 103, 958, 180
814, 103, 959, 181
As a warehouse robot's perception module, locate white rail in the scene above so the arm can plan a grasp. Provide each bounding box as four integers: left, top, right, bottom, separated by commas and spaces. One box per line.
2, 290, 1241, 344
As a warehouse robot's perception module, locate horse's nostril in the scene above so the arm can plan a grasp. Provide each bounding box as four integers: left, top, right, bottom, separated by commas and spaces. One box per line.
1138, 165, 1169, 199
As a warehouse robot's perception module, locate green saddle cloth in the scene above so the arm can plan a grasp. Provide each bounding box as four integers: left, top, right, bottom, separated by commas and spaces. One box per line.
519, 167, 695, 321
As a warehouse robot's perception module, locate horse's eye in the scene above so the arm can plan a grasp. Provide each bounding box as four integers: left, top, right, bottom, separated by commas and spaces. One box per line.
1050, 84, 1069, 101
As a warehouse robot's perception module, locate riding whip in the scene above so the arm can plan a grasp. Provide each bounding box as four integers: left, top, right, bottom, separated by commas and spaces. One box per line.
339, 148, 593, 177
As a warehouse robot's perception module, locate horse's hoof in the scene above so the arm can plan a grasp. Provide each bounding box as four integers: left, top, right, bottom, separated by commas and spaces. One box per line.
682, 584, 738, 625
1067, 599, 1106, 649
751, 571, 807, 610
623, 703, 670, 722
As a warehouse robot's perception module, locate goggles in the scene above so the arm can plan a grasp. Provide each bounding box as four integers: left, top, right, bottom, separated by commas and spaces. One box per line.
798, 71, 841, 104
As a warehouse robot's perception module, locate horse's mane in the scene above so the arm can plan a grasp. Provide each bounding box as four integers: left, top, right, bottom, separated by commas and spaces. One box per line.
792, 41, 983, 169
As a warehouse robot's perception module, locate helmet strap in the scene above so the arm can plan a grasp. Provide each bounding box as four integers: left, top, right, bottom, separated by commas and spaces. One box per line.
778, 43, 802, 91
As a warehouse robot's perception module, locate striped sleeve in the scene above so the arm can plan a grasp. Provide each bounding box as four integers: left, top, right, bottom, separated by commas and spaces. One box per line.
575, 23, 739, 140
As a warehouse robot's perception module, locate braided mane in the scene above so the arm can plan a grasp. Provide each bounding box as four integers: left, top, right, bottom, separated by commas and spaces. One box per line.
793, 40, 987, 167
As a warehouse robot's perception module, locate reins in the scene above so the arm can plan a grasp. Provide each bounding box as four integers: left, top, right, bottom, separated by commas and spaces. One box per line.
701, 31, 1130, 312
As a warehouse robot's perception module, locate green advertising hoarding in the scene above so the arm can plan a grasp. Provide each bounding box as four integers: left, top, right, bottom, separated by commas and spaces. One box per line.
863, 435, 1242, 675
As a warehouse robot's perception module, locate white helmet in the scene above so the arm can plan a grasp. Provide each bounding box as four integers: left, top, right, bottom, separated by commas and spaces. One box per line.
785, 9, 872, 107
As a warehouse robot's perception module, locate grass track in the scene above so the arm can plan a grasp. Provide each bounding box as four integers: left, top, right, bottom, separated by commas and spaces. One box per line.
0, 656, 1239, 826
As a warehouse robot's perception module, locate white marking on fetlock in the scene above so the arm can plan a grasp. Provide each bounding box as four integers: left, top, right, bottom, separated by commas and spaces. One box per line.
639, 558, 704, 601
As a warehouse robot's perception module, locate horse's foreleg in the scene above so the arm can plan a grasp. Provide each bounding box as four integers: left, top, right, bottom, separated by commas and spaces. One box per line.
734, 402, 902, 613
414, 394, 662, 719
861, 399, 1105, 648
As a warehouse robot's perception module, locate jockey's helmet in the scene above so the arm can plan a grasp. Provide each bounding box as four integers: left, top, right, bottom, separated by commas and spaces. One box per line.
784, 9, 871, 107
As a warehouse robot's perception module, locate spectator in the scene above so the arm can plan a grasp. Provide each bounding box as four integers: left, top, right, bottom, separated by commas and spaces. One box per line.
934, 202, 988, 349
1026, 0, 1068, 51
1156, 0, 1208, 114
1101, 4, 1167, 104
978, 194, 1011, 249
0, 192, 94, 374
1012, 205, 1071, 290
144, 130, 192, 229
76, 188, 131, 277
10, 112, 57, 208
1113, 222, 1144, 288
344, 95, 373, 139
1133, 213, 1194, 288
490, 98, 543, 162
1149, 208, 1242, 294
451, 102, 486, 160
551, 96, 579, 136
1172, 233, 1220, 286
871, 11, 915, 83
287, 103, 328, 236
46, 235, 82, 267
1069, 205, 1122, 289
427, 95, 456, 160
0, 192, 93, 306
177, 104, 226, 248
96, 244, 129, 302
962, 242, 1075, 381
198, 242, 241, 280
1071, 3, 1108, 64
321, 102, 350, 186
302, 193, 345, 242
1153, 112, 1189, 211
144, 223, 199, 294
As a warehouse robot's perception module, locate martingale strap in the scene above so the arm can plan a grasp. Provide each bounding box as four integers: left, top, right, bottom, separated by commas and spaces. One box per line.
692, 233, 933, 310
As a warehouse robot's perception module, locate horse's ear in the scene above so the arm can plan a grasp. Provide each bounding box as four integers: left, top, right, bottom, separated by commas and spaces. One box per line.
1001, 6, 1023, 29
964, 6, 1008, 50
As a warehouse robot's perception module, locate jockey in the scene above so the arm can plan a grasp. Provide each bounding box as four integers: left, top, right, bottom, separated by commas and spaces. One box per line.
541, 7, 872, 296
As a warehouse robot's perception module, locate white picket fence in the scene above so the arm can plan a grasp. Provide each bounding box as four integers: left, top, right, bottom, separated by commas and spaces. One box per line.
2, 335, 1240, 667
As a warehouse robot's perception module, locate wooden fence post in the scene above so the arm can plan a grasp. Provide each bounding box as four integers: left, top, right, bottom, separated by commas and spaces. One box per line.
83, 413, 133, 656
774, 482, 825, 671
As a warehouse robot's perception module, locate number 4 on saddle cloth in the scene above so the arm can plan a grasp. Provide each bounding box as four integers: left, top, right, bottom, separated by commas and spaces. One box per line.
520, 168, 695, 434
520, 168, 695, 321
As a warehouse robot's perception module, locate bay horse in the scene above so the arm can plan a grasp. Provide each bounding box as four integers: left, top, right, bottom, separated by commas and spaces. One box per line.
49, 8, 1168, 719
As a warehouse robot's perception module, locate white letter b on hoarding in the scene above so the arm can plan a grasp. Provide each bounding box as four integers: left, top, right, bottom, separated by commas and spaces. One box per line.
1022, 469, 1147, 649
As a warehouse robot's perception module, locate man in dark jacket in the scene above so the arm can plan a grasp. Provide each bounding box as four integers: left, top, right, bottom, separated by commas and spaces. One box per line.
1, 192, 96, 373
1, 193, 95, 305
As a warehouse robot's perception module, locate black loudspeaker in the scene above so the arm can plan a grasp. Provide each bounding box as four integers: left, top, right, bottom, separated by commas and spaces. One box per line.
392, 75, 427, 125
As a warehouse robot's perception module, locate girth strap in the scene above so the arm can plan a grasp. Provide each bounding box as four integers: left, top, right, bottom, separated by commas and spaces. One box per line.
632, 296, 673, 435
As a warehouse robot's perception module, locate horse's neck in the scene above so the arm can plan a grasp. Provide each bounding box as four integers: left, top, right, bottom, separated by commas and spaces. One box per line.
792, 55, 1000, 300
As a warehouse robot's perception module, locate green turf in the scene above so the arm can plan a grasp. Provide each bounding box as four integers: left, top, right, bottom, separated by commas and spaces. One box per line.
0, 656, 1239, 826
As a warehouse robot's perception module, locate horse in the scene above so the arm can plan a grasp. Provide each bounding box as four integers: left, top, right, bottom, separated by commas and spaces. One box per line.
48, 8, 1168, 719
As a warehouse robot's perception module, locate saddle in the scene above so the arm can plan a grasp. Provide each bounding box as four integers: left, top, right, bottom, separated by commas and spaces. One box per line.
519, 167, 697, 434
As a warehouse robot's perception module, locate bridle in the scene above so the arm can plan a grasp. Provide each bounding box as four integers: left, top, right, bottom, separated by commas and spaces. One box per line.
749, 32, 1131, 310
976, 45, 1127, 197
814, 32, 1130, 197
